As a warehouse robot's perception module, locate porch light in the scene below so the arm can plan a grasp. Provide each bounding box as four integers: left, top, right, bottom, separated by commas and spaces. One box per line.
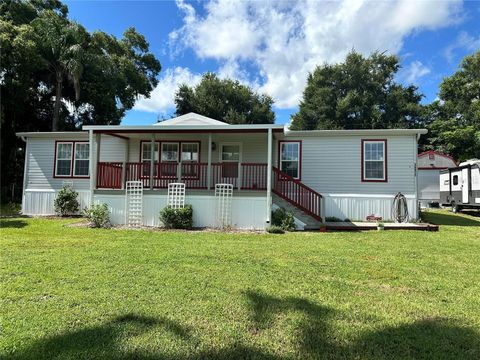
211, 142, 216, 151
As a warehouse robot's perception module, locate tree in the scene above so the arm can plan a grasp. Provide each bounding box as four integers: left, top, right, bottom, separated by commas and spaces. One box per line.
0, 0, 161, 202
290, 51, 424, 130
175, 73, 275, 124
31, 10, 87, 130
422, 51, 480, 162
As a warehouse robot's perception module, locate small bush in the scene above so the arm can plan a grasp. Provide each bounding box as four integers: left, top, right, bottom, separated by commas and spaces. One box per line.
54, 185, 79, 216
271, 207, 296, 231
160, 205, 193, 229
84, 203, 110, 228
266, 225, 285, 234
0, 202, 21, 216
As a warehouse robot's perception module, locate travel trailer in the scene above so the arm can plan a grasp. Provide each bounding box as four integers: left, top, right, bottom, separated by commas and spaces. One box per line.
440, 159, 480, 212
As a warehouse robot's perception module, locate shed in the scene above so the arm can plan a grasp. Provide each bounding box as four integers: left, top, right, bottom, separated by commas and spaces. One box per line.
417, 150, 457, 206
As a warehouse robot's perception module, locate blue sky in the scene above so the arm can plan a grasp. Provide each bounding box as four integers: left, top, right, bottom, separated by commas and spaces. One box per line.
66, 0, 480, 125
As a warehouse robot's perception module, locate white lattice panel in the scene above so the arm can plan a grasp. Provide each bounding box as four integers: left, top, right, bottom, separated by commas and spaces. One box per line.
215, 183, 233, 228
167, 183, 186, 209
125, 181, 143, 226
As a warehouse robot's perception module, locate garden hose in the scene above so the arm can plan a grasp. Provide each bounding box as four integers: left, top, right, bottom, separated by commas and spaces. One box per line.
392, 192, 409, 223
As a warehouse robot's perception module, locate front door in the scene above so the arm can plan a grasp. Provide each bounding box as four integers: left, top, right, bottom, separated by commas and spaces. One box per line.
461, 168, 469, 203
219, 143, 242, 188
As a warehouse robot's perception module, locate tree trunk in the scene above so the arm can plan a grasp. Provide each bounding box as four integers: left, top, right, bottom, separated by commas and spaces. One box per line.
52, 71, 63, 131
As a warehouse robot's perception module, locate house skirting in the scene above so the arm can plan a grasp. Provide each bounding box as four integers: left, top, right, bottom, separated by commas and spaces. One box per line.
22, 189, 91, 216
94, 193, 268, 229
323, 193, 418, 221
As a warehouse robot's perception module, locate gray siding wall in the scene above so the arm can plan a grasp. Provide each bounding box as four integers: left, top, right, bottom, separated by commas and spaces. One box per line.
25, 134, 124, 191
275, 135, 417, 195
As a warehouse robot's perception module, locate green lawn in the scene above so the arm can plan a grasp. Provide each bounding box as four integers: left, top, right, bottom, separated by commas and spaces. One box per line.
1, 210, 479, 359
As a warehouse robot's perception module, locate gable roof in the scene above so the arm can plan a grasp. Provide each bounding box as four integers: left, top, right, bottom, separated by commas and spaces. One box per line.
153, 113, 228, 126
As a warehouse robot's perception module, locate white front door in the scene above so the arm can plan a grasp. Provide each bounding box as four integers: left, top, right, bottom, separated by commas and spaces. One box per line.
461, 168, 469, 203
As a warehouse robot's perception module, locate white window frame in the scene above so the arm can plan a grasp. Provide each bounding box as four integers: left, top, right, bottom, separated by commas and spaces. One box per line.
141, 141, 159, 163
181, 142, 199, 163
161, 142, 179, 162
219, 142, 242, 163
73, 143, 90, 177
55, 142, 73, 177
362, 140, 387, 182
279, 141, 301, 180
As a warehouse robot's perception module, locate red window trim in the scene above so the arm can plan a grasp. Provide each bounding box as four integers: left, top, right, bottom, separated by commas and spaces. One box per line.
139, 140, 202, 179
278, 140, 302, 180
361, 139, 388, 183
53, 140, 90, 179
138, 140, 202, 163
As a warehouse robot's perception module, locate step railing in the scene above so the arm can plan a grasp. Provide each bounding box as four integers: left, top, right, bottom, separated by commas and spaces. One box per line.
272, 167, 323, 221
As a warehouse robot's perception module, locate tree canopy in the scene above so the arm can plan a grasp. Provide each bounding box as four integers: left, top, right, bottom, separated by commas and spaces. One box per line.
174, 73, 275, 124
290, 51, 424, 130
0, 0, 161, 200
421, 51, 480, 162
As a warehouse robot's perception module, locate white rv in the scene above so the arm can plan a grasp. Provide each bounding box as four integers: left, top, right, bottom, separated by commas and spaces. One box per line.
440, 159, 480, 212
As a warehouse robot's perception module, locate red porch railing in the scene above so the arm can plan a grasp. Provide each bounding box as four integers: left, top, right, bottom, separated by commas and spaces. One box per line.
97, 162, 123, 189
272, 167, 322, 221
97, 162, 268, 190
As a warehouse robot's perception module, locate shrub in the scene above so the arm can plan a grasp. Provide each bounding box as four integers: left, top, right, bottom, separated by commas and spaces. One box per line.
271, 207, 296, 231
84, 203, 110, 228
54, 185, 79, 216
266, 225, 285, 234
0, 202, 21, 216
160, 205, 193, 229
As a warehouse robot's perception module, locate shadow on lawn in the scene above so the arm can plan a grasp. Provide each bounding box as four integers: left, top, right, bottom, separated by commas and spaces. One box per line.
422, 210, 480, 226
8, 295, 480, 359
0, 219, 28, 228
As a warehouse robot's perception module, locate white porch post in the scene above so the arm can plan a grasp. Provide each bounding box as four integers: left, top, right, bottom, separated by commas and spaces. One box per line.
121, 138, 129, 190
207, 133, 212, 190
266, 128, 273, 223
149, 134, 155, 190
88, 130, 95, 205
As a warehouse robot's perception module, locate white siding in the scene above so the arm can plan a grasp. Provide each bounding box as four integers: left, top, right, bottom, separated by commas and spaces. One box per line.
276, 135, 417, 195
94, 193, 267, 229
128, 133, 268, 163
24, 135, 125, 191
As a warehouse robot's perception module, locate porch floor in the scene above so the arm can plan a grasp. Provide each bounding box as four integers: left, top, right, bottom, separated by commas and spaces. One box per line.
324, 221, 439, 231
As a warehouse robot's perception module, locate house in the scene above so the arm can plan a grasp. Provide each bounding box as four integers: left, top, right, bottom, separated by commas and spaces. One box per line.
417, 150, 457, 207
17, 113, 427, 229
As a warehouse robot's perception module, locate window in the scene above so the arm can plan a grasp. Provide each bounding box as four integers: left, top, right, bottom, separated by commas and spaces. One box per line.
181, 143, 199, 177
55, 142, 73, 176
181, 143, 199, 162
221, 144, 240, 162
74, 143, 89, 176
362, 140, 387, 182
220, 143, 241, 178
279, 141, 301, 179
141, 142, 159, 177
453, 175, 458, 186
55, 141, 89, 177
161, 142, 179, 162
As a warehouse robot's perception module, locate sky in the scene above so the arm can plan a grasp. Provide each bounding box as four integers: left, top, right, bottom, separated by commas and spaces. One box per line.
66, 0, 480, 125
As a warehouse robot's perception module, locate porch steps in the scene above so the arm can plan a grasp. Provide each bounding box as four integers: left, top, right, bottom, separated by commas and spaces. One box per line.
272, 194, 322, 230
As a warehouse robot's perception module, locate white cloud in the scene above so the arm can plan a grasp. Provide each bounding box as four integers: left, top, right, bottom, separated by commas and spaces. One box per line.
402, 60, 431, 84
170, 0, 462, 108
134, 67, 202, 113
443, 31, 480, 62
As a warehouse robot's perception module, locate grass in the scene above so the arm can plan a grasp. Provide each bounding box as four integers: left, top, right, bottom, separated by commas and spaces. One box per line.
1, 210, 479, 359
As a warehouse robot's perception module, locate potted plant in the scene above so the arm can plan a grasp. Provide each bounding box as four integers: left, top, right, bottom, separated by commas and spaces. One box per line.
377, 221, 385, 231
